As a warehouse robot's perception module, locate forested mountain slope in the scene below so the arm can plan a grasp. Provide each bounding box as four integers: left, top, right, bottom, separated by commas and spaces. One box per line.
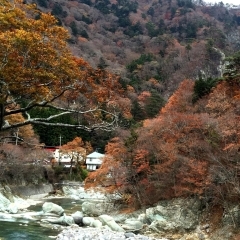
31, 0, 240, 96
2, 0, 238, 147
22, 0, 240, 147
85, 52, 240, 235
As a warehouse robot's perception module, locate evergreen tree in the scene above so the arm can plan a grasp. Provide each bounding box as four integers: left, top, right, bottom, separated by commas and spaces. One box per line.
70, 21, 78, 36
193, 77, 218, 102
131, 100, 145, 121
145, 92, 165, 118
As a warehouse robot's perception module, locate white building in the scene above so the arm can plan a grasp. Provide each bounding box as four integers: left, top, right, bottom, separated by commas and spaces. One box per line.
86, 151, 105, 171
52, 148, 85, 168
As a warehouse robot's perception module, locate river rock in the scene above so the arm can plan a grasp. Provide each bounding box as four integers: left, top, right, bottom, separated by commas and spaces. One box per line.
99, 214, 125, 232
0, 192, 11, 212
82, 217, 103, 228
82, 216, 95, 226
91, 219, 103, 228
81, 201, 114, 216
7, 203, 18, 214
149, 218, 175, 232
42, 202, 64, 216
60, 215, 75, 226
71, 211, 83, 225
62, 186, 107, 200
42, 215, 75, 226
121, 219, 143, 231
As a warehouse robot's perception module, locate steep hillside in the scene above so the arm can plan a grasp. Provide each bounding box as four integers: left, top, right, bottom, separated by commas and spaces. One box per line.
85, 52, 240, 239
20, 0, 240, 147
30, 0, 240, 97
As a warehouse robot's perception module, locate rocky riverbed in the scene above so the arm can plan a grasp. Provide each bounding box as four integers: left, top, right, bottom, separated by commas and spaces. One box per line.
0, 182, 239, 240
57, 225, 169, 240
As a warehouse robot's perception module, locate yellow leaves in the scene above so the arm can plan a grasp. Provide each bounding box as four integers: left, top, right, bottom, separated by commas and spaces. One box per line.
14, 29, 40, 49
0, 0, 124, 135
5, 112, 35, 139
0, 2, 79, 103
37, 12, 57, 25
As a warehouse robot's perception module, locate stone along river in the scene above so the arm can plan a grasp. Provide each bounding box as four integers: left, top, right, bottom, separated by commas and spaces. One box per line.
0, 197, 84, 240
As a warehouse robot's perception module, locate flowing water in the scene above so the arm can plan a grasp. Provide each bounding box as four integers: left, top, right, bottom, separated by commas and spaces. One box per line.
0, 197, 84, 240
0, 220, 60, 240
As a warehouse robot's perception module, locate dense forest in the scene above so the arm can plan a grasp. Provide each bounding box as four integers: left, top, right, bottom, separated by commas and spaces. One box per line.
22, 0, 240, 149
0, 0, 240, 230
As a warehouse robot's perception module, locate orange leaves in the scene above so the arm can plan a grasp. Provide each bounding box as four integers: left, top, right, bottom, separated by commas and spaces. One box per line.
111, 97, 132, 119
85, 65, 240, 206
126, 85, 135, 93
85, 153, 123, 190
5, 112, 35, 140
0, 2, 74, 102
161, 79, 195, 114
0, 0, 125, 133
175, 158, 209, 196
137, 91, 151, 102
78, 37, 88, 42
205, 80, 240, 157
105, 137, 128, 160
132, 149, 150, 174
60, 137, 89, 155
59, 137, 90, 167
206, 82, 232, 117
82, 67, 123, 106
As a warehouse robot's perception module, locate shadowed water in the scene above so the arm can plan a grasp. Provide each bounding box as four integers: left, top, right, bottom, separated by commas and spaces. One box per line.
0, 220, 60, 240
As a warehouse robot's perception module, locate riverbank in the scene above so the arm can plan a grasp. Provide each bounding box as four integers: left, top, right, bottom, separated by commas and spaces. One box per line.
0, 182, 239, 240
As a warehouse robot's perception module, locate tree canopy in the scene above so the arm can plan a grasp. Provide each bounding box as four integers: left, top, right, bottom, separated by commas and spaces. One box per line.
0, 0, 122, 136
85, 71, 240, 209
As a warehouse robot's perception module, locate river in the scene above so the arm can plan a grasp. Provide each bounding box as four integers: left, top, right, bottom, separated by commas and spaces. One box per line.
0, 220, 60, 240
0, 197, 84, 240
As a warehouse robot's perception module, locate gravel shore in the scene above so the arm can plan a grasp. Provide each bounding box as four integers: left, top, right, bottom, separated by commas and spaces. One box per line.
56, 225, 169, 240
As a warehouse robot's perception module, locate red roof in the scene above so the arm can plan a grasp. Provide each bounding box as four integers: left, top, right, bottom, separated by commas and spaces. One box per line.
44, 146, 60, 152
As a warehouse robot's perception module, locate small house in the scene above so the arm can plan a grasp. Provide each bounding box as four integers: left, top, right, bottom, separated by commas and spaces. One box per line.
86, 151, 105, 171
45, 147, 85, 168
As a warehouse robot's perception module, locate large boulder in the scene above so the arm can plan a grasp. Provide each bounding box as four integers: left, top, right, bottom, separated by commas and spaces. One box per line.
144, 198, 202, 232
42, 202, 64, 216
99, 214, 125, 232
81, 201, 114, 216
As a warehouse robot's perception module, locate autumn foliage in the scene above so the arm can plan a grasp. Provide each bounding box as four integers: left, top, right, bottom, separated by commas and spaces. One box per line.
59, 137, 92, 178
0, 0, 124, 138
85, 75, 240, 209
